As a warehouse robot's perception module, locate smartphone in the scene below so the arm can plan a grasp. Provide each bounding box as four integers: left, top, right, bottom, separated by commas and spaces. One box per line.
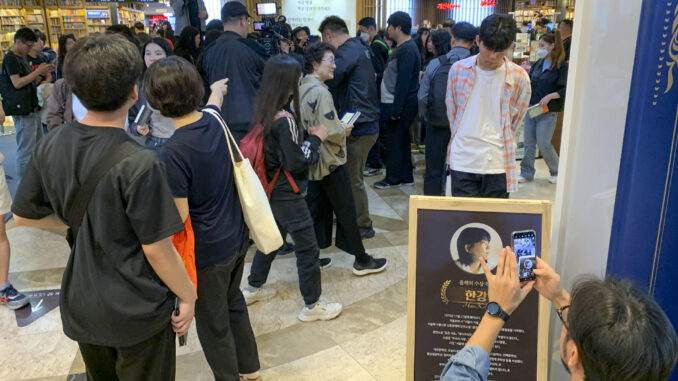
174, 297, 187, 346
511, 230, 537, 282
134, 105, 153, 127
340, 111, 361, 126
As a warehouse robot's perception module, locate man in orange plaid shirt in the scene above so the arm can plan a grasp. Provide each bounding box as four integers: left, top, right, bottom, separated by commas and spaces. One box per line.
446, 14, 531, 198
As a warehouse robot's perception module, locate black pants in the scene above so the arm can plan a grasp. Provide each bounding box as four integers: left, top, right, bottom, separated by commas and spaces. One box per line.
248, 198, 321, 305
366, 106, 388, 169
306, 165, 370, 263
78, 325, 175, 381
450, 170, 510, 198
424, 124, 451, 196
384, 101, 417, 184
196, 241, 260, 381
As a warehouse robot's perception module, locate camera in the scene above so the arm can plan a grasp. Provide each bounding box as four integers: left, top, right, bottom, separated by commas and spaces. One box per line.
255, 2, 287, 57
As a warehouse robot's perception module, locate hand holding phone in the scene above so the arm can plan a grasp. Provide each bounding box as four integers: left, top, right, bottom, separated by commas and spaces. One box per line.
511, 230, 537, 282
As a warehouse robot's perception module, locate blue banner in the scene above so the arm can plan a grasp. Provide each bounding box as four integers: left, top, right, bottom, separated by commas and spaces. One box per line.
608, 0, 678, 379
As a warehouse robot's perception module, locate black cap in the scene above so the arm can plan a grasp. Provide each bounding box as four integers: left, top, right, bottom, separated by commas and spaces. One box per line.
221, 1, 250, 21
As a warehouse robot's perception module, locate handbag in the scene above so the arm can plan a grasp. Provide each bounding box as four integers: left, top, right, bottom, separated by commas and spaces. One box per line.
202, 108, 283, 254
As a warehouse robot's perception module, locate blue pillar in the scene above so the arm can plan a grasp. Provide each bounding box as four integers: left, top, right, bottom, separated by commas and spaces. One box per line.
608, 1, 678, 379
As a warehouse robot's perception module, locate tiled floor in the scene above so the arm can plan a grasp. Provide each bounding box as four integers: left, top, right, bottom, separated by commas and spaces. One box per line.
1, 155, 556, 381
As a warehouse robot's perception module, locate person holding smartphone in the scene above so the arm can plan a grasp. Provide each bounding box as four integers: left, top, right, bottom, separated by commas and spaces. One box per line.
299, 42, 388, 277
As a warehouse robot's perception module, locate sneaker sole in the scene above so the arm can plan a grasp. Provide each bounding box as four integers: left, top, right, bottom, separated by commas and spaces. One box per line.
352, 262, 388, 276
2, 298, 30, 310
297, 308, 343, 322
320, 260, 333, 270
243, 291, 276, 306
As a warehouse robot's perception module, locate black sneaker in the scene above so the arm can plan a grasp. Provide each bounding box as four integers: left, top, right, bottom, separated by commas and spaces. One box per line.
320, 257, 332, 269
352, 256, 387, 276
278, 241, 295, 256
374, 180, 397, 189
359, 227, 376, 239
363, 167, 383, 177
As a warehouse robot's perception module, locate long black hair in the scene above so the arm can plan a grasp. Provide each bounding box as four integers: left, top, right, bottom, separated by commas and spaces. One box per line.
175, 26, 201, 64
57, 34, 76, 68
431, 29, 452, 57
253, 55, 302, 137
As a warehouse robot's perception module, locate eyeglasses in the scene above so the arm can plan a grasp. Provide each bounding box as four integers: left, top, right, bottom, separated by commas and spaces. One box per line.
321, 58, 335, 65
556, 305, 570, 329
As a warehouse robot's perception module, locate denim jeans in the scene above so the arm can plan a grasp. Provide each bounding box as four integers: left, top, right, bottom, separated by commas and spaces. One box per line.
14, 111, 43, 180
520, 111, 559, 179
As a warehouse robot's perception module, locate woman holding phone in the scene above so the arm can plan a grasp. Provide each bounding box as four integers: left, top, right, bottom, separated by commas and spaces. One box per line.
300, 42, 388, 277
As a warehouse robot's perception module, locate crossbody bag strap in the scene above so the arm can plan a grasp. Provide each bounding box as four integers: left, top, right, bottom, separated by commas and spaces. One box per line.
67, 141, 144, 239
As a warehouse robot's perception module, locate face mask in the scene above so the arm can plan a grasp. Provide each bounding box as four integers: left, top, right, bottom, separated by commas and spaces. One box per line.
536, 48, 549, 58
360, 32, 370, 43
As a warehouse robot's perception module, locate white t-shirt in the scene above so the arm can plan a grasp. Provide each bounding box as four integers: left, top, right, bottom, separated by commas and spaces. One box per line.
451, 64, 506, 174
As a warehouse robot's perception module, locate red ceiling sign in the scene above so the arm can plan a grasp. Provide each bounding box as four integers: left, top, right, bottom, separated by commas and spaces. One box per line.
437, 0, 496, 9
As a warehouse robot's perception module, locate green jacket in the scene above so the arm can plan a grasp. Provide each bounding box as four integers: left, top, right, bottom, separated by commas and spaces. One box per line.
299, 75, 347, 181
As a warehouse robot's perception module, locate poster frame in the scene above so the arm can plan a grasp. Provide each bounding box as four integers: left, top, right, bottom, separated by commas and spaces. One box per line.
406, 196, 551, 381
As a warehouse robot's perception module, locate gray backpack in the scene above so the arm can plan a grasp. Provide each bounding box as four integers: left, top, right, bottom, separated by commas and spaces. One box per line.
426, 55, 455, 127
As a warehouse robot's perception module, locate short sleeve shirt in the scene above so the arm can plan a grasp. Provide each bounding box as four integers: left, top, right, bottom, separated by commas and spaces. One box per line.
159, 105, 248, 269
2, 51, 38, 109
12, 122, 184, 347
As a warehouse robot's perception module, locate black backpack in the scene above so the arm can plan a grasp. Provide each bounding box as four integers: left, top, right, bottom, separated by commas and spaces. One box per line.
426, 55, 455, 127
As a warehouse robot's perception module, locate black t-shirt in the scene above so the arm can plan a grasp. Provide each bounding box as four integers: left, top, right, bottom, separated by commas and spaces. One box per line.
159, 105, 248, 269
12, 122, 184, 347
2, 50, 38, 109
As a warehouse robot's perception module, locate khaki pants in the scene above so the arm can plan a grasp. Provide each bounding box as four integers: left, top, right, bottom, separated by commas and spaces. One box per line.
346, 133, 378, 229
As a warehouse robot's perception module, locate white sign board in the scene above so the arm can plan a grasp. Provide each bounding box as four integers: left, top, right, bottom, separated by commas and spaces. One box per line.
283, 0, 356, 37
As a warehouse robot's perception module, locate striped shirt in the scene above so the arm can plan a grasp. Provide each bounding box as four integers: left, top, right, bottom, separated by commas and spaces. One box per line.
445, 56, 531, 192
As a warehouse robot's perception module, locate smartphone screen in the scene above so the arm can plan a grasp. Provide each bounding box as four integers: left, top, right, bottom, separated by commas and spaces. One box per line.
512, 230, 537, 282
341, 112, 356, 125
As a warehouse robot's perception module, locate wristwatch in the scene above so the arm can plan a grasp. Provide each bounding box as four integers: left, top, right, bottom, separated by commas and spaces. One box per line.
486, 302, 510, 322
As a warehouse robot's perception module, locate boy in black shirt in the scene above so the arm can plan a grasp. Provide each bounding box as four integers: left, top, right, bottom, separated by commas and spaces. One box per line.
12, 34, 196, 380
0, 27, 54, 181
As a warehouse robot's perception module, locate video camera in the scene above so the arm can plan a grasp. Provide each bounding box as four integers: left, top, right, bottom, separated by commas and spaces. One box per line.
254, 2, 287, 57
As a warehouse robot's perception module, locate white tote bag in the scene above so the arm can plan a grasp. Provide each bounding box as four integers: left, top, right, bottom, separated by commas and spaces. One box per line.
203, 108, 283, 254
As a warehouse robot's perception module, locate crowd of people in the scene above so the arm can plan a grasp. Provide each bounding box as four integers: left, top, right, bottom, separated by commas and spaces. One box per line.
0, 3, 675, 381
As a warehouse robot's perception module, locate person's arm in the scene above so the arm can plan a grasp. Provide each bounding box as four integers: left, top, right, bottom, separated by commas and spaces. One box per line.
141, 238, 196, 335
440, 248, 534, 381
206, 78, 228, 109
533, 256, 571, 308
391, 44, 418, 119
10, 62, 52, 89
275, 118, 324, 173
466, 247, 534, 352
14, 214, 67, 230
173, 197, 189, 223
537, 62, 568, 107
315, 89, 345, 145
417, 61, 437, 117
373, 43, 387, 75
511, 70, 532, 132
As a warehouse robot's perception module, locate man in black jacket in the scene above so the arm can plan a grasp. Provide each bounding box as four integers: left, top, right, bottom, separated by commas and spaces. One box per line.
374, 11, 421, 190
320, 16, 380, 239
201, 1, 266, 143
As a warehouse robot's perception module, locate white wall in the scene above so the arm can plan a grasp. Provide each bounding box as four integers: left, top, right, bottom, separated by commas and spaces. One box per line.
548, 0, 643, 379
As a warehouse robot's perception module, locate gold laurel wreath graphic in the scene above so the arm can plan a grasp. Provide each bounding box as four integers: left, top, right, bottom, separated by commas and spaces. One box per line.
664, 3, 678, 94
441, 280, 451, 304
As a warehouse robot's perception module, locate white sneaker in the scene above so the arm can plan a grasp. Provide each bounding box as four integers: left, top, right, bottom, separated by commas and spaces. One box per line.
242, 285, 276, 306
518, 175, 529, 183
549, 176, 558, 184
298, 299, 343, 322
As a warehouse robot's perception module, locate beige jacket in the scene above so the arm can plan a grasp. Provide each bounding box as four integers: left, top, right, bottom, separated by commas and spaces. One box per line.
299, 75, 347, 181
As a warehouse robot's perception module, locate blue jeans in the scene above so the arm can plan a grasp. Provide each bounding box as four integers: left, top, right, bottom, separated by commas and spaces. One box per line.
520, 111, 559, 179
14, 111, 43, 180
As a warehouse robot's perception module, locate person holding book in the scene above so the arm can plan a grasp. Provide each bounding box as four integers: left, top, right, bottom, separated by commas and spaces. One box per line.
518, 31, 568, 185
